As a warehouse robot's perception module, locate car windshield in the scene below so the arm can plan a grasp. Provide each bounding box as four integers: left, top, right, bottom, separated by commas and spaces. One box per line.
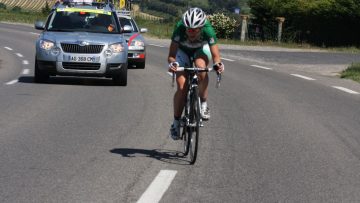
47, 10, 119, 33
119, 17, 138, 32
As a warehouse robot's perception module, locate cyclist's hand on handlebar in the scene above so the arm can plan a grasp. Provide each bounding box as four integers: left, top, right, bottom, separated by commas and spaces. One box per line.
213, 62, 225, 74
168, 62, 179, 72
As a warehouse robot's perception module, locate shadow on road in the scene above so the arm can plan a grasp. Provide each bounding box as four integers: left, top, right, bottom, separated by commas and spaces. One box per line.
18, 76, 121, 86
110, 148, 190, 165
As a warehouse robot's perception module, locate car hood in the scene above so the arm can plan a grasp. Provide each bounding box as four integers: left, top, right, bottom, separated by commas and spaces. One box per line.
40, 32, 125, 44
122, 32, 145, 43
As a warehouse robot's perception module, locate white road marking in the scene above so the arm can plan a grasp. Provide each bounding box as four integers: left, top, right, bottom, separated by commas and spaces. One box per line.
332, 86, 360, 94
290, 74, 316, 81
22, 69, 30, 75
149, 44, 165, 48
6, 79, 18, 85
221, 57, 235, 62
29, 32, 39, 35
251, 65, 272, 70
137, 170, 177, 203
16, 53, 23, 58
23, 60, 29, 65
4, 46, 13, 51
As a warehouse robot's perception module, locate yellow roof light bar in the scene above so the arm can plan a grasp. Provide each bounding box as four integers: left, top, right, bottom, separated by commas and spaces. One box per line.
56, 8, 111, 15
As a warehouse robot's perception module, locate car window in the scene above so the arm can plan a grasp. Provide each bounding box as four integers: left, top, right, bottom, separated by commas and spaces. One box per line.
119, 17, 138, 32
47, 10, 119, 33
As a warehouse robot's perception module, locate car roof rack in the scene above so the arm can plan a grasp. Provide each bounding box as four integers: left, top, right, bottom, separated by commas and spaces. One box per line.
52, 0, 115, 11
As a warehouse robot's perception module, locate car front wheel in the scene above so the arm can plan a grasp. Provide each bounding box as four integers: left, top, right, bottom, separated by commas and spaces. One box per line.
112, 64, 127, 86
136, 61, 145, 69
34, 58, 49, 83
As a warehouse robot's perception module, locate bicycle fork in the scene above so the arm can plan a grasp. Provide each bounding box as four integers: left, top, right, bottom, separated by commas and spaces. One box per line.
181, 86, 203, 128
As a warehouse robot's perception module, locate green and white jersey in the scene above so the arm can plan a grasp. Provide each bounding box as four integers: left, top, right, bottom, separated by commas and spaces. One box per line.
171, 20, 217, 54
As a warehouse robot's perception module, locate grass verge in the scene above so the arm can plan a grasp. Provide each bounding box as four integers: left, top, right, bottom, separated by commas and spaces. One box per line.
0, 9, 47, 24
340, 63, 360, 83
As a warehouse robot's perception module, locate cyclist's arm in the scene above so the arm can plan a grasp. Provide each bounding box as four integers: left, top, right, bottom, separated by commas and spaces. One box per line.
168, 41, 179, 64
210, 44, 221, 64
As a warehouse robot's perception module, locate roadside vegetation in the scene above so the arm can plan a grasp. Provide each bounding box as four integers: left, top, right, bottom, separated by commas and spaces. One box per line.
1, 8, 359, 54
341, 63, 360, 83
0, 9, 47, 24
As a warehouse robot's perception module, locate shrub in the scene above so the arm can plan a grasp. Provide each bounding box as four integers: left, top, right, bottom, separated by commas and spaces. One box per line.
11, 6, 22, 12
208, 13, 239, 39
0, 3, 6, 10
42, 1, 51, 15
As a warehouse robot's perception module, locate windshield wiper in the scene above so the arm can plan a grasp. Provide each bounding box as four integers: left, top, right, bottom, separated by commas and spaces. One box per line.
48, 29, 74, 32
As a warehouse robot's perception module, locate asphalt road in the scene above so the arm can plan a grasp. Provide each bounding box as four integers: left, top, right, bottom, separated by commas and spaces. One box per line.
1, 22, 360, 202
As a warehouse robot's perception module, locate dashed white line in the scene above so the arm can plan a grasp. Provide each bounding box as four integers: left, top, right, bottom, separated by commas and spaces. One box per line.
29, 32, 39, 35
137, 170, 177, 203
251, 65, 272, 70
221, 57, 235, 62
332, 86, 359, 94
16, 53, 23, 58
23, 60, 29, 65
290, 74, 316, 81
4, 46, 13, 51
22, 69, 30, 75
5, 79, 18, 85
149, 44, 165, 48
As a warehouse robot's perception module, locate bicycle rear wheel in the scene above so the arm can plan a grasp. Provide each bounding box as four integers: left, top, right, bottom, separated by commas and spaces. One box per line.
182, 125, 190, 156
188, 87, 200, 164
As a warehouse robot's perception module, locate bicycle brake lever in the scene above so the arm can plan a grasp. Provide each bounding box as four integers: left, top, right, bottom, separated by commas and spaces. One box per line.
216, 73, 221, 88
172, 72, 175, 88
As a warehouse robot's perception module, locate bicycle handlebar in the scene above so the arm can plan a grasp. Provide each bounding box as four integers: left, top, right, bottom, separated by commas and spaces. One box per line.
174, 67, 215, 72
170, 67, 222, 88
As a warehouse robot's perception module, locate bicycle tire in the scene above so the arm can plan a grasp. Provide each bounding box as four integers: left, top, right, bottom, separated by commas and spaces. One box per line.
188, 87, 200, 164
182, 89, 192, 156
183, 125, 190, 156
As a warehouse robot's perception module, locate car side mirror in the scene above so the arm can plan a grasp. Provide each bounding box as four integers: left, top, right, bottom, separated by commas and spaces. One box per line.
140, 28, 148, 33
35, 21, 45, 30
123, 25, 132, 33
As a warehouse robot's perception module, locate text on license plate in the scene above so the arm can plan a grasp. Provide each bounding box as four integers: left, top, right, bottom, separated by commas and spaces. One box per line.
68, 56, 99, 62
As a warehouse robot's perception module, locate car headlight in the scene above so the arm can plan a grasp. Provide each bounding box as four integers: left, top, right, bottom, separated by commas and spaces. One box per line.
109, 43, 124, 53
131, 40, 144, 47
40, 40, 55, 50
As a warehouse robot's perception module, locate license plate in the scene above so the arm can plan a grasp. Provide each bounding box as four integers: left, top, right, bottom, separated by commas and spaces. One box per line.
68, 55, 99, 62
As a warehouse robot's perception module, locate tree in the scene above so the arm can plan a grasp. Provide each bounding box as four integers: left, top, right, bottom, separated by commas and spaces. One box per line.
248, 0, 360, 46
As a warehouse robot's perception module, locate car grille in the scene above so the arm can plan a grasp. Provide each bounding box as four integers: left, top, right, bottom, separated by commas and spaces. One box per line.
62, 62, 101, 70
61, 43, 104, 54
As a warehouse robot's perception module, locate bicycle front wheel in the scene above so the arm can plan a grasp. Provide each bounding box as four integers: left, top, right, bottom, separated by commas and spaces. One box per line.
188, 87, 200, 164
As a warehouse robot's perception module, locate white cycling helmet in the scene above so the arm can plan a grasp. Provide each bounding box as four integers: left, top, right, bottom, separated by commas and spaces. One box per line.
182, 7, 207, 29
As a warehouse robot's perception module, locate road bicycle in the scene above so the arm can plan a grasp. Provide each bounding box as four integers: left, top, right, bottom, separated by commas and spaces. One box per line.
171, 61, 221, 164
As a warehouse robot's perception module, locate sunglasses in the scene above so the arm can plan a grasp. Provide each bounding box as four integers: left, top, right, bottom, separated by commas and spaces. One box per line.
186, 28, 201, 33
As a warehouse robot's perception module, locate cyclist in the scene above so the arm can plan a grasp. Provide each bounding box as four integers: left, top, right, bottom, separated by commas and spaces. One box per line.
168, 7, 224, 140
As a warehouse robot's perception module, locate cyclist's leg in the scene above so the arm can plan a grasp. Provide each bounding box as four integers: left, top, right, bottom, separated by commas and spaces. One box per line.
194, 44, 212, 119
174, 49, 191, 118
170, 49, 190, 139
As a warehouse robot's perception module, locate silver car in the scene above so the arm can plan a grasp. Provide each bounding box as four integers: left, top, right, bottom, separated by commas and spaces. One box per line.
117, 10, 147, 69
35, 2, 128, 85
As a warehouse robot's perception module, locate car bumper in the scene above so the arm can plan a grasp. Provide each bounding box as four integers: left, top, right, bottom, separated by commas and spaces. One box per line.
36, 50, 127, 77
128, 50, 145, 63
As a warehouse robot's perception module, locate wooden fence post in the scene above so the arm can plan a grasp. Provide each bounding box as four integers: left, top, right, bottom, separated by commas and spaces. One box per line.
240, 15, 249, 42
276, 17, 285, 43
